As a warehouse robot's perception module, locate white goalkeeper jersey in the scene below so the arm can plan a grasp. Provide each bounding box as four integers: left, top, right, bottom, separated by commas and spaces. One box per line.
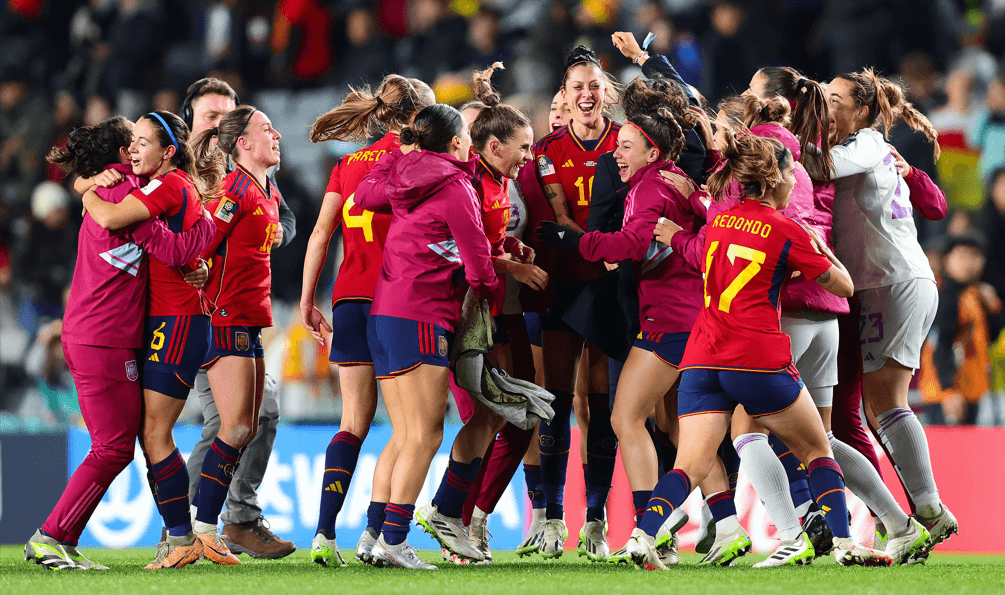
830, 128, 935, 290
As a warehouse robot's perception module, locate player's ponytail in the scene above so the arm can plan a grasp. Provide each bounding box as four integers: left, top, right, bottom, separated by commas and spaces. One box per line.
400, 104, 465, 154
310, 74, 435, 144
467, 63, 532, 152
708, 132, 788, 201
144, 110, 221, 203
838, 68, 940, 161
755, 67, 833, 181
718, 94, 791, 130
46, 116, 132, 179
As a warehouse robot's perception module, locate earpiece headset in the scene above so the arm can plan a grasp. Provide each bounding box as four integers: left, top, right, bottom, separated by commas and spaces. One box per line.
181, 78, 240, 129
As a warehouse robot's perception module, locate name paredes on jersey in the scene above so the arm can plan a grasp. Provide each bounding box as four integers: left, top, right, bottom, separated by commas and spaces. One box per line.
345, 149, 389, 164
711, 212, 773, 239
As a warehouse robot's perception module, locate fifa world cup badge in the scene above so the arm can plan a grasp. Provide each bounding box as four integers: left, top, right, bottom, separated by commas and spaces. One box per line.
236, 331, 250, 352
125, 360, 139, 381
438, 335, 449, 357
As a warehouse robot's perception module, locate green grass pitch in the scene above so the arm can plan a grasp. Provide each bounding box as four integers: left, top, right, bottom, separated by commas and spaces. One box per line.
2, 546, 1003, 595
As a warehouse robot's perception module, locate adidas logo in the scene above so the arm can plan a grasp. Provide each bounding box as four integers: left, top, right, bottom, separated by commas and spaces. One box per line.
562, 159, 574, 168
148, 353, 159, 362
865, 353, 876, 361
253, 206, 265, 215
647, 505, 664, 516
324, 481, 344, 494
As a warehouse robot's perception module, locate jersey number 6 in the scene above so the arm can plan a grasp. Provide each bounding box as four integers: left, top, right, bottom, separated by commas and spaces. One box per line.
704, 241, 767, 313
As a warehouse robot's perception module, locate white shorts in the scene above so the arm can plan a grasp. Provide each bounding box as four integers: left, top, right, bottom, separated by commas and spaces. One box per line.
781, 311, 838, 407
857, 278, 938, 374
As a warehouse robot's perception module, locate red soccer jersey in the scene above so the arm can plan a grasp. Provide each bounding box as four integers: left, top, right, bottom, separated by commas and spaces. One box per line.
679, 200, 833, 373
203, 164, 280, 327
327, 132, 399, 306
471, 158, 510, 256
534, 118, 620, 230
130, 169, 204, 316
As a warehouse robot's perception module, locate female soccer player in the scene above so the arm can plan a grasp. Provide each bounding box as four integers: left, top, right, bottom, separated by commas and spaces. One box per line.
353, 104, 500, 569
638, 132, 890, 569
300, 74, 434, 567
537, 75, 707, 565
826, 69, 956, 555
24, 117, 214, 570
187, 105, 284, 565
79, 110, 221, 568
417, 65, 544, 565
533, 44, 622, 559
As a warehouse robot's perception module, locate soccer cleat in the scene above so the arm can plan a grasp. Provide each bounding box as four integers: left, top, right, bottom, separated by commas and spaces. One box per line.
195, 529, 241, 565
884, 518, 930, 565
24, 529, 80, 570
832, 537, 893, 566
64, 545, 109, 570
872, 517, 888, 550
606, 544, 632, 565
694, 513, 716, 554
539, 518, 568, 559
224, 516, 296, 559
144, 533, 204, 569
656, 533, 680, 566
914, 505, 959, 562
577, 520, 609, 561
416, 502, 484, 563
516, 510, 546, 557
370, 536, 438, 570
700, 526, 752, 566
469, 516, 493, 564
655, 508, 689, 551
356, 528, 378, 564
311, 533, 346, 567
626, 527, 667, 570
801, 509, 834, 557
753, 532, 814, 568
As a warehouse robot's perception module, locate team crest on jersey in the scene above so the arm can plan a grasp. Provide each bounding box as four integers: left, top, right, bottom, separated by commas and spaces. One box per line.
125, 360, 138, 381
235, 331, 250, 352
537, 155, 556, 177
214, 198, 237, 223
438, 335, 448, 357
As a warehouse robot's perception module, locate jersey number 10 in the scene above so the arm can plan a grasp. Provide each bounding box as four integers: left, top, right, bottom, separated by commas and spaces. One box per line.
574, 176, 594, 206
704, 241, 767, 313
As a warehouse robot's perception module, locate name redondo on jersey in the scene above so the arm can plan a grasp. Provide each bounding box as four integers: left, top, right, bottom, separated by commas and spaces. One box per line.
346, 149, 388, 164
712, 213, 772, 238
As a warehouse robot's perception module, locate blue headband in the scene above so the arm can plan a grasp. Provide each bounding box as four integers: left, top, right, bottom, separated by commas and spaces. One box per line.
147, 112, 179, 152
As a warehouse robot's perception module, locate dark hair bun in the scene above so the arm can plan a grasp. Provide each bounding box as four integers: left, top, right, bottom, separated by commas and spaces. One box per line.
399, 126, 420, 146
564, 44, 601, 71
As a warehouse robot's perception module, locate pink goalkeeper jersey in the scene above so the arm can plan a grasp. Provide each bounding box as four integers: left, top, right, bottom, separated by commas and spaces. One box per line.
63, 164, 149, 348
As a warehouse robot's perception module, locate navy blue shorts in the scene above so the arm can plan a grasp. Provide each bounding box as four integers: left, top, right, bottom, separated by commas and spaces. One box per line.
203, 325, 264, 368
524, 312, 542, 347
329, 301, 373, 365
677, 365, 805, 419
367, 314, 450, 379
634, 331, 690, 367
143, 314, 211, 400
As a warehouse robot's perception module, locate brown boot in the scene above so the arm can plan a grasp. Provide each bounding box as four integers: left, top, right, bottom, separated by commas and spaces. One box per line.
222, 517, 296, 559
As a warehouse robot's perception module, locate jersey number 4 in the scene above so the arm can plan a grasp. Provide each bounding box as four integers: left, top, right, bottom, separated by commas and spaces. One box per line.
343, 194, 375, 241
704, 241, 766, 312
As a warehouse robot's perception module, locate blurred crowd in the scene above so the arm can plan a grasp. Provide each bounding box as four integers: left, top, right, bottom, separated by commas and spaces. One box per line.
2, 0, 1004, 429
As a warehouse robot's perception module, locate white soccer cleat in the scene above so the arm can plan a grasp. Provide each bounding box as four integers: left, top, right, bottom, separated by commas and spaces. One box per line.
626, 527, 667, 570
310, 533, 346, 567
469, 516, 493, 565
63, 545, 109, 570
656, 533, 680, 566
700, 526, 752, 566
577, 519, 609, 561
539, 518, 568, 559
24, 530, 81, 571
516, 509, 546, 557
753, 532, 814, 568
356, 528, 378, 564
370, 536, 438, 570
833, 537, 893, 566
884, 518, 930, 565
415, 502, 484, 563
912, 505, 958, 563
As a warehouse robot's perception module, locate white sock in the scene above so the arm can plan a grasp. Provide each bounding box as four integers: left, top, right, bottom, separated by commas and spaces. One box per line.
733, 433, 802, 541
715, 515, 742, 535
876, 408, 941, 517
194, 520, 218, 535
472, 505, 489, 524
829, 433, 910, 536
697, 501, 713, 540
795, 500, 812, 518
666, 507, 689, 534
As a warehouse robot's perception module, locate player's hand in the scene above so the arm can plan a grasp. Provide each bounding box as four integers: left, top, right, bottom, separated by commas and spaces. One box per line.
654, 216, 682, 245
512, 239, 535, 264
93, 169, 125, 188
612, 32, 643, 61
604, 261, 619, 271
184, 259, 209, 289
511, 261, 549, 291
805, 226, 831, 256
887, 144, 910, 177
659, 170, 697, 197
536, 221, 583, 252
272, 223, 284, 248
301, 303, 332, 345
